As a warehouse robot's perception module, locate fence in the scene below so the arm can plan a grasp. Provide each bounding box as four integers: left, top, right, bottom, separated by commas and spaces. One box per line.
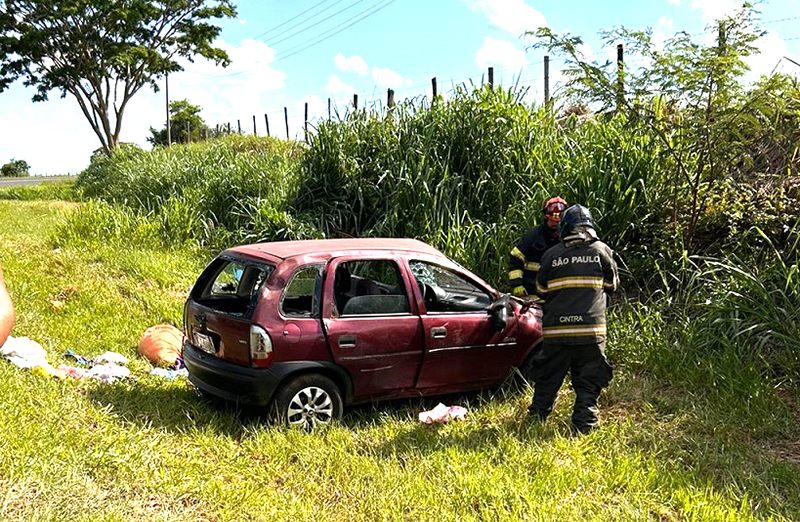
164, 48, 631, 146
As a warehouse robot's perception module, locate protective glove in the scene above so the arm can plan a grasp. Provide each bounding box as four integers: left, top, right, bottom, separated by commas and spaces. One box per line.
512, 286, 527, 298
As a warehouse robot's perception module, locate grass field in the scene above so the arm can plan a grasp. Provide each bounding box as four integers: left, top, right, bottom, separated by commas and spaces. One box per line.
1, 199, 799, 521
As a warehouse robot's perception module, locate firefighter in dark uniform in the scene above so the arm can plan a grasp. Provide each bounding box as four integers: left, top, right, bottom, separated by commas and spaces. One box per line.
529, 204, 618, 434
509, 196, 568, 300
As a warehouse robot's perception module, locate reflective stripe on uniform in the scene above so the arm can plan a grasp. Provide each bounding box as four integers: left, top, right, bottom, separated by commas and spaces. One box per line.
536, 282, 548, 295
524, 262, 541, 271
547, 276, 604, 291
510, 247, 527, 262
543, 324, 607, 337
509, 270, 524, 280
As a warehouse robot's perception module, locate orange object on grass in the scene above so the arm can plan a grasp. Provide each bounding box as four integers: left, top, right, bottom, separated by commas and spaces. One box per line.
138, 324, 184, 366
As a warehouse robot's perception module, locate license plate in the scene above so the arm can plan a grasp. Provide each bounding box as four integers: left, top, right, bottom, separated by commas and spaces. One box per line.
195, 332, 216, 354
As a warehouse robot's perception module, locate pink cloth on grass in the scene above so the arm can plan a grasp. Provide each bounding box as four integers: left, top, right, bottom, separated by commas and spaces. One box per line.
418, 403, 468, 424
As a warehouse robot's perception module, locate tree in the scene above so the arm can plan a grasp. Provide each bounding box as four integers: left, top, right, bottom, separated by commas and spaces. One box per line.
0, 0, 236, 156
532, 4, 777, 248
148, 99, 207, 146
1, 158, 30, 177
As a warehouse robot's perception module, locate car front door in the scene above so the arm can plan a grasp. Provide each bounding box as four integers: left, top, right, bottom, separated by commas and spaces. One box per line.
408, 260, 520, 391
322, 257, 424, 400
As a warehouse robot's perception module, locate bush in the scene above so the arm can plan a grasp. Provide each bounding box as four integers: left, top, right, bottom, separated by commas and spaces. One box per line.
1, 158, 30, 177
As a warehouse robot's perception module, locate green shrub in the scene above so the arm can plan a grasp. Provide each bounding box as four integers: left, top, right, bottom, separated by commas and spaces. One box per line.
1, 158, 30, 177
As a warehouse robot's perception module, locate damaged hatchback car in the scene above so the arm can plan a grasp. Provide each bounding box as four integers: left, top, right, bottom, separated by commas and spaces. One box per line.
183, 238, 542, 429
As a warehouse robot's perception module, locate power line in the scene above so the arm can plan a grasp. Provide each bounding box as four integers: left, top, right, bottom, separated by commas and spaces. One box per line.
761, 16, 800, 25
250, 0, 330, 41
266, 0, 362, 47
273, 0, 395, 63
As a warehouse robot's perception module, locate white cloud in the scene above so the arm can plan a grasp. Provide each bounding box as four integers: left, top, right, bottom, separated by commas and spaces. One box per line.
690, 0, 738, 21
746, 31, 798, 80
326, 74, 354, 94
140, 38, 287, 136
653, 16, 675, 50
372, 66, 405, 87
576, 42, 596, 62
0, 89, 99, 174
475, 37, 527, 69
0, 37, 290, 173
670, 0, 681, 5
334, 53, 368, 75
461, 0, 547, 36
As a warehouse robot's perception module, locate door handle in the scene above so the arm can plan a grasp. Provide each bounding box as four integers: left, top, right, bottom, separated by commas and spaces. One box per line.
431, 327, 447, 339
339, 335, 357, 348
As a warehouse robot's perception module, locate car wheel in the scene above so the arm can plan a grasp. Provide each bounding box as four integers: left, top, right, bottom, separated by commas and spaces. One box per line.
273, 374, 343, 430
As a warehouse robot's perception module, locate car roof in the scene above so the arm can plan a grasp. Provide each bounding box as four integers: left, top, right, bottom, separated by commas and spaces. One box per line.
228, 238, 446, 261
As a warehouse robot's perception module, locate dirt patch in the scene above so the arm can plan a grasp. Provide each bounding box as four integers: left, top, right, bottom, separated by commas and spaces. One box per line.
0, 481, 39, 519
766, 440, 800, 466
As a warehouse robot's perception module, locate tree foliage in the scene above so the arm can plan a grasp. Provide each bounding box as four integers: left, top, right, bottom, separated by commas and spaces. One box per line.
531, 3, 796, 248
0, 0, 236, 156
1, 158, 30, 177
148, 99, 207, 146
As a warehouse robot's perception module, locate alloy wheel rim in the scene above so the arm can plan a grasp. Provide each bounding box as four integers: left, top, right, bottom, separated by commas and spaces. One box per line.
286, 386, 334, 430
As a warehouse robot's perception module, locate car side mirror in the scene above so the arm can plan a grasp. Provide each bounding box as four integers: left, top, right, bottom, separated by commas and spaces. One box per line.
489, 294, 511, 332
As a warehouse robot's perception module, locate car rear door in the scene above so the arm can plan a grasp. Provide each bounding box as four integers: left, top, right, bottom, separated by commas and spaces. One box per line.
322, 256, 424, 400
184, 256, 273, 366
407, 259, 521, 390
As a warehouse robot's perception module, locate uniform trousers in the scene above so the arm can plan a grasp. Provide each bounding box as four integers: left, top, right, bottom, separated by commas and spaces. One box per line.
529, 340, 613, 433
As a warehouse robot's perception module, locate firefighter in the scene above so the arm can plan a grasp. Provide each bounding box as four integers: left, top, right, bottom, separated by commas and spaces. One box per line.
509, 196, 568, 299
529, 204, 618, 434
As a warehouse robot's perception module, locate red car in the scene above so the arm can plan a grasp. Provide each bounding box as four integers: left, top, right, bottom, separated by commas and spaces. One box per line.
183, 238, 542, 429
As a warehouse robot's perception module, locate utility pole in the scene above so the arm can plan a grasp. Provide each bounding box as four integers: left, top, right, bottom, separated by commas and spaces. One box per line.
616, 44, 624, 111
544, 56, 550, 107
165, 74, 171, 146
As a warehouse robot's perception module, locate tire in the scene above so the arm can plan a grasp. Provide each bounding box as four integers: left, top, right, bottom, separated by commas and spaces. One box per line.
273, 374, 343, 430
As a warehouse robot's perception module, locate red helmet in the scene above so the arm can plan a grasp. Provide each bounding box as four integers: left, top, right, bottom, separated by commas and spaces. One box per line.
542, 196, 568, 226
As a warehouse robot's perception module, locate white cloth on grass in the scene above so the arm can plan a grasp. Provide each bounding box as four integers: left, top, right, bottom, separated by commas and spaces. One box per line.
94, 351, 129, 366
86, 363, 131, 383
0, 337, 50, 369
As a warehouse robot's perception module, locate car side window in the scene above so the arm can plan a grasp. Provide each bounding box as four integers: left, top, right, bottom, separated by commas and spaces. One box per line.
334, 259, 410, 316
409, 261, 491, 313
282, 265, 323, 318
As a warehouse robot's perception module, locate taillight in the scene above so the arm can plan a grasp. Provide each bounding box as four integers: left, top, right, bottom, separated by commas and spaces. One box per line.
250, 325, 273, 367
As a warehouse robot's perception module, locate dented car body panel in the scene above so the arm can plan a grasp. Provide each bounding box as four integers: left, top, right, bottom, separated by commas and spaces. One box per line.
183, 238, 542, 409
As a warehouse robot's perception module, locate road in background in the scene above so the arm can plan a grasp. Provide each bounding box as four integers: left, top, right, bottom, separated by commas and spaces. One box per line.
0, 176, 75, 188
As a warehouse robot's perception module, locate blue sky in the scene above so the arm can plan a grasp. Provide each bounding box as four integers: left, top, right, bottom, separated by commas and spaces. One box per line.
1, 0, 798, 174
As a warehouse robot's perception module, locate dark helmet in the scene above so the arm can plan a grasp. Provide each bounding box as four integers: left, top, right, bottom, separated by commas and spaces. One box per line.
559, 204, 594, 239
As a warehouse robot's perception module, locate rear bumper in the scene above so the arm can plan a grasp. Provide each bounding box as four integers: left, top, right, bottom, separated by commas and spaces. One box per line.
183, 341, 280, 406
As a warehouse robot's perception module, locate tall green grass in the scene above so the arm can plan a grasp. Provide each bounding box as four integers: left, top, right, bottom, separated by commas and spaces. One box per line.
70, 87, 666, 285
75, 136, 304, 248
293, 86, 664, 282
63, 83, 800, 397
